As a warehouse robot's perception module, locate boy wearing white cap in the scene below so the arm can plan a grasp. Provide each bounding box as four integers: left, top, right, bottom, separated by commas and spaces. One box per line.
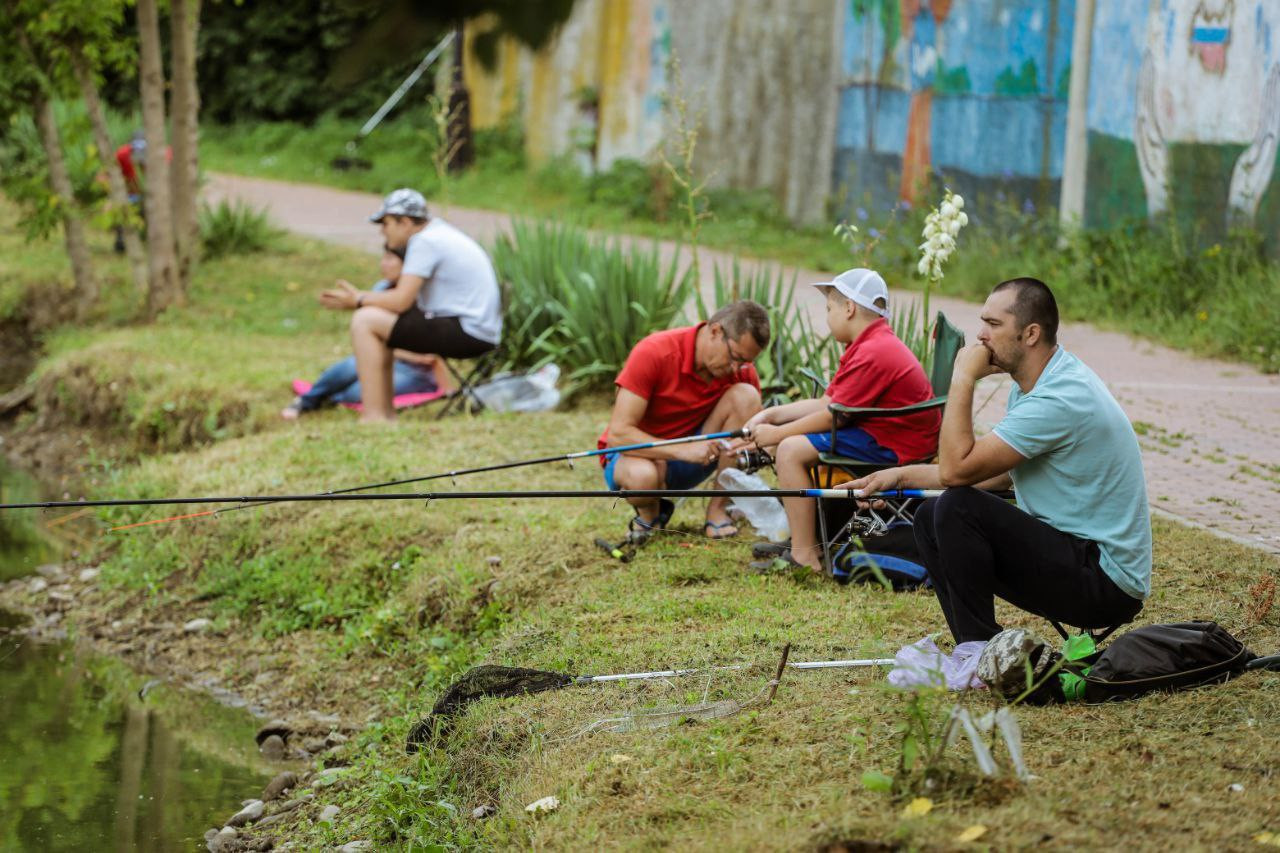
744, 269, 940, 571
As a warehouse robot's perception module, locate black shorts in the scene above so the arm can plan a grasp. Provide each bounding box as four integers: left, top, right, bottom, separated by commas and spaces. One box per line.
387, 312, 495, 359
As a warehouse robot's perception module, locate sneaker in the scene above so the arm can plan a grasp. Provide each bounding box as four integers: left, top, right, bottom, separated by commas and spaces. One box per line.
281, 397, 304, 420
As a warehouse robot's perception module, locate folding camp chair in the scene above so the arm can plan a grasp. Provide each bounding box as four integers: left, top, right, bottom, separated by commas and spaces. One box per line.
435, 348, 502, 419
802, 311, 966, 568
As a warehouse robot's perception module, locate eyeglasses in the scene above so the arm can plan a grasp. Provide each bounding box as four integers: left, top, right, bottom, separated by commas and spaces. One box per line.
722, 334, 751, 369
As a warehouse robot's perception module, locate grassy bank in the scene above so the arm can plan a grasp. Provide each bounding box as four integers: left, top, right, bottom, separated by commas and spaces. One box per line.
4, 405, 1273, 850
4, 194, 1279, 849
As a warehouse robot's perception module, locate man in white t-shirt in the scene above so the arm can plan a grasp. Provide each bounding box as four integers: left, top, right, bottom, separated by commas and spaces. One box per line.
320, 188, 502, 422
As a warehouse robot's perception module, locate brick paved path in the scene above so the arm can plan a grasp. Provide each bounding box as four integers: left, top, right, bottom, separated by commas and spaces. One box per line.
207, 173, 1280, 553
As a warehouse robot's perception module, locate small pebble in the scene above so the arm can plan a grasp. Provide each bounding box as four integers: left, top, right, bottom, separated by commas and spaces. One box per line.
525, 795, 559, 815
472, 804, 497, 820
259, 734, 286, 760
226, 799, 264, 827
78, 568, 100, 582
318, 804, 340, 823
183, 618, 212, 633
1229, 782, 1245, 793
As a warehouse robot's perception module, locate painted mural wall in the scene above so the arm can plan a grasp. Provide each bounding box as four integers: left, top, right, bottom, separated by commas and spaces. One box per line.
461, 0, 844, 223
834, 0, 1073, 219
1085, 0, 1280, 237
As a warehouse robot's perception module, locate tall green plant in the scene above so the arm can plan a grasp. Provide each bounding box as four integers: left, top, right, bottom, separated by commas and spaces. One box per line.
492, 220, 694, 392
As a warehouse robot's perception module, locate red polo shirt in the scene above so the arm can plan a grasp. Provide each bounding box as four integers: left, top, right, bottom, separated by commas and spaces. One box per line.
598, 324, 760, 456
826, 317, 940, 463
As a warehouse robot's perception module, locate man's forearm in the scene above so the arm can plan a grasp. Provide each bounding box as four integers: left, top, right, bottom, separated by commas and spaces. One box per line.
938, 374, 977, 483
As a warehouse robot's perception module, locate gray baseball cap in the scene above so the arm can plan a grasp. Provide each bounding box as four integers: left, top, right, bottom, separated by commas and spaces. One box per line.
369, 188, 428, 223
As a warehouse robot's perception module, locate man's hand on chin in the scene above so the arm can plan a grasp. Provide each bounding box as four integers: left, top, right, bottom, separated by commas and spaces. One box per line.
955, 343, 1003, 382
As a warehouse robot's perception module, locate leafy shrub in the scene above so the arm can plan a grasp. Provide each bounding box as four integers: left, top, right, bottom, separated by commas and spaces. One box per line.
0, 101, 106, 240
493, 220, 694, 391
198, 200, 285, 258
587, 158, 672, 220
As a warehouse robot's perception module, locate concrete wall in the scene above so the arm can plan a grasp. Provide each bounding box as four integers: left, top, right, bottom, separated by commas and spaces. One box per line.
1084, 0, 1280, 238
833, 0, 1075, 219
461, 0, 843, 224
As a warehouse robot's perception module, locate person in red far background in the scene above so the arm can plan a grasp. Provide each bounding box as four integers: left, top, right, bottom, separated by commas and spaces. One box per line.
745, 269, 941, 572
110, 130, 171, 253
599, 301, 770, 544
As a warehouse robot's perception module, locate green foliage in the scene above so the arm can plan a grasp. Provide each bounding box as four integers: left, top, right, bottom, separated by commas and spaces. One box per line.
196, 0, 440, 123
492, 219, 695, 390
198, 199, 285, 259
587, 158, 670, 219
0, 101, 105, 239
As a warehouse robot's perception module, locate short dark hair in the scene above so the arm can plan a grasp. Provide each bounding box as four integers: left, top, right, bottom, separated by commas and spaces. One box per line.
383, 243, 406, 260
709, 300, 771, 349
992, 277, 1058, 345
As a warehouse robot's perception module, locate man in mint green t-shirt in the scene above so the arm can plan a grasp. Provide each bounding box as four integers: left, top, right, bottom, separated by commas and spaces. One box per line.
846, 278, 1149, 643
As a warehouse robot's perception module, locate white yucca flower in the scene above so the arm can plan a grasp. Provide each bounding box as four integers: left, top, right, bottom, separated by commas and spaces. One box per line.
917, 189, 968, 283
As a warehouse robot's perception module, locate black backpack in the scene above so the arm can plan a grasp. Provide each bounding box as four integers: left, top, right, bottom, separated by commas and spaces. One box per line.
1080, 621, 1263, 703
982, 621, 1278, 705
830, 522, 929, 590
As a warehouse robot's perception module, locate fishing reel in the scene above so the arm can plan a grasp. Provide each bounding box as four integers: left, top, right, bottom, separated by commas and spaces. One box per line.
734, 446, 773, 474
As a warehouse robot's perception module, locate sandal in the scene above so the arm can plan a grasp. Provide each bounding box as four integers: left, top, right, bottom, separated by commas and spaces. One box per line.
627, 499, 674, 546
751, 540, 791, 559
704, 519, 739, 540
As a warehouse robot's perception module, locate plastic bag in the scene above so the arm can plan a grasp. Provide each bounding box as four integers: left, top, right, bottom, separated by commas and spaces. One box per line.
472, 364, 561, 413
887, 636, 987, 690
717, 468, 789, 542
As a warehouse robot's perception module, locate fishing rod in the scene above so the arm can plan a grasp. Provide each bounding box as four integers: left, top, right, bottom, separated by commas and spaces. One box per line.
211, 428, 754, 520
0, 488, 941, 512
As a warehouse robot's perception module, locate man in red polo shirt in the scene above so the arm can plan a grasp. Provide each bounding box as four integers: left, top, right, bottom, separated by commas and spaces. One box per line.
600, 301, 770, 544
745, 269, 940, 571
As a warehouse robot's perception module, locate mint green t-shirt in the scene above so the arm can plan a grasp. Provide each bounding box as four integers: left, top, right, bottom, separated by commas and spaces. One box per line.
991, 347, 1151, 599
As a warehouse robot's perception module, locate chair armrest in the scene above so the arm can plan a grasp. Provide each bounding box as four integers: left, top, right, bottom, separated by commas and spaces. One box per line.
828, 395, 948, 421
796, 367, 827, 398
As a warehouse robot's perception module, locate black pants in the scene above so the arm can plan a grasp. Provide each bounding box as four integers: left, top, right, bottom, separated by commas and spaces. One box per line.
914, 487, 1143, 643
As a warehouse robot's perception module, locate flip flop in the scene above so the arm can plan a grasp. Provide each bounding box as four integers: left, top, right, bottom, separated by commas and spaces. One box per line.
747, 550, 824, 576
704, 519, 739, 540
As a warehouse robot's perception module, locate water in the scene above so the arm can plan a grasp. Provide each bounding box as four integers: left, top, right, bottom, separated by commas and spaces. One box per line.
0, 613, 273, 851
1, 461, 274, 850
0, 460, 95, 582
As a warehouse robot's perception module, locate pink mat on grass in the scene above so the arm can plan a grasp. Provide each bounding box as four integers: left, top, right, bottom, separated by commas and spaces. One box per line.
292, 379, 446, 412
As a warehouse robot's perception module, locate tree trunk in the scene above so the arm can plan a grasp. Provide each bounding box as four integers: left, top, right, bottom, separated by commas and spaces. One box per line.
137, 0, 182, 318
70, 52, 149, 298
32, 93, 98, 314
169, 0, 202, 283
446, 25, 474, 172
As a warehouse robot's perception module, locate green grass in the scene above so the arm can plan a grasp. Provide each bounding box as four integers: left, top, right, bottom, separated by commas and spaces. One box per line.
4, 190, 1280, 849
15, 408, 1276, 850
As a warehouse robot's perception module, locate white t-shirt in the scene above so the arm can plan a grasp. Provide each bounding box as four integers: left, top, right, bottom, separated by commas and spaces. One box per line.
402, 219, 502, 344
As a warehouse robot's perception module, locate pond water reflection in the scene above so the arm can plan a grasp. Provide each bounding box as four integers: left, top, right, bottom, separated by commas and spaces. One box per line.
0, 614, 271, 851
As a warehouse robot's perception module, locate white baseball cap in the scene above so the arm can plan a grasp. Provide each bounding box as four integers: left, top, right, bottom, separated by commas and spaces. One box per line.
813, 268, 889, 316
